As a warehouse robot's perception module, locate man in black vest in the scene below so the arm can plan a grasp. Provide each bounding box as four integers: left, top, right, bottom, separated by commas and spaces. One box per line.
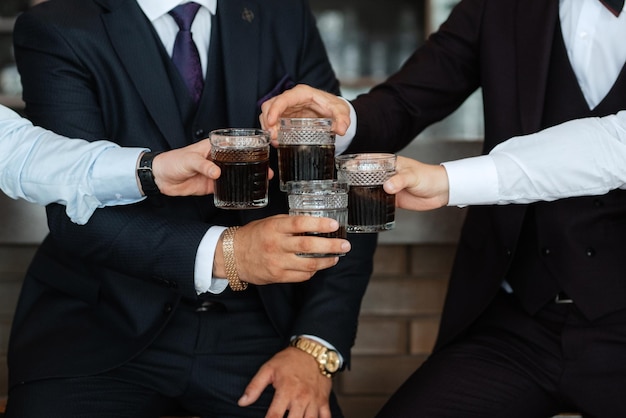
261, 0, 626, 416
5, 1, 378, 417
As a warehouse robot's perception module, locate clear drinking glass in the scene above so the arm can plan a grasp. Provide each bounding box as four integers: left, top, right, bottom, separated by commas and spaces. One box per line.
286, 180, 349, 257
336, 153, 397, 232
277, 118, 336, 191
209, 128, 270, 209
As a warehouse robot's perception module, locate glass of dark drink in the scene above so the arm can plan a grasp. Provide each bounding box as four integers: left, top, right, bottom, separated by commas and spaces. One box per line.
286, 180, 349, 257
209, 128, 270, 209
336, 153, 396, 233
277, 118, 336, 191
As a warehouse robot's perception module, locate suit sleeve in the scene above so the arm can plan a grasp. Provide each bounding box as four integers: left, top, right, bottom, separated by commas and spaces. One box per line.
347, 0, 485, 154
13, 11, 209, 298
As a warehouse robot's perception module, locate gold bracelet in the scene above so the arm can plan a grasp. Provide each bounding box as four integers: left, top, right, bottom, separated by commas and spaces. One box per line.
222, 226, 248, 291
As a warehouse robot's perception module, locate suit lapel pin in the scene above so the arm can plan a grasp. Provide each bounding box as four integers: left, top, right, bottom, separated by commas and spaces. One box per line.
241, 7, 254, 23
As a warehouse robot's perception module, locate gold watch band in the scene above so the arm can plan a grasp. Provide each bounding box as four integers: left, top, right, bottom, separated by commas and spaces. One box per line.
222, 226, 247, 291
291, 336, 340, 378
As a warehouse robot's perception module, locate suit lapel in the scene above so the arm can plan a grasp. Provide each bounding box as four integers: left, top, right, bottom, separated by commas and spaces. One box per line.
99, 0, 189, 149
218, 0, 261, 127
515, 0, 560, 134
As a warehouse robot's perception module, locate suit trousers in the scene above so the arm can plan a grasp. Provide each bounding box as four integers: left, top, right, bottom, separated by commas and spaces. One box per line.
5, 290, 343, 418
375, 290, 626, 418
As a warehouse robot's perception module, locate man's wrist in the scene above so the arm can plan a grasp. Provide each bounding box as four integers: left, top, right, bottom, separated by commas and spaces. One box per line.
442, 155, 499, 206
222, 227, 248, 291
90, 146, 145, 203
290, 336, 342, 378
136, 151, 162, 196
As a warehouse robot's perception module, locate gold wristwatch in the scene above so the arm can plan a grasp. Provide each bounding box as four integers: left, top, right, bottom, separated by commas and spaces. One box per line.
290, 336, 341, 378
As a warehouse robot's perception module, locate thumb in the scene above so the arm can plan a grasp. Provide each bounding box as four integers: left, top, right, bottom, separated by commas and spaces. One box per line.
187, 154, 220, 179
384, 173, 408, 195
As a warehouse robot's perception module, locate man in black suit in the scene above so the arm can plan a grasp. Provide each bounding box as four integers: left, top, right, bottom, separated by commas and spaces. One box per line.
261, 0, 626, 416
5, 1, 377, 417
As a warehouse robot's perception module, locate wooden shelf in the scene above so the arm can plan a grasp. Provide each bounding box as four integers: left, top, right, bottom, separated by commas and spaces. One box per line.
339, 76, 387, 89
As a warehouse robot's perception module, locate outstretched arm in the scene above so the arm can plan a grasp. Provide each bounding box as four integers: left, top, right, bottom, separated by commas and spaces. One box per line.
384, 111, 626, 211
0, 105, 219, 224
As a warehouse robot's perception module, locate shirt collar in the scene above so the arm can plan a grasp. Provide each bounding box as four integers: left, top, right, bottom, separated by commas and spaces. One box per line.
136, 0, 217, 22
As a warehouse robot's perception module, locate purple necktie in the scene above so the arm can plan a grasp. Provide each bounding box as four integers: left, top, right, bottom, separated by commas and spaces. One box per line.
169, 2, 204, 103
600, 0, 624, 16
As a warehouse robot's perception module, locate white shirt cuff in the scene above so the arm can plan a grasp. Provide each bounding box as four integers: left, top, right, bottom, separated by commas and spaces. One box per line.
442, 155, 499, 206
194, 225, 229, 294
91, 146, 146, 203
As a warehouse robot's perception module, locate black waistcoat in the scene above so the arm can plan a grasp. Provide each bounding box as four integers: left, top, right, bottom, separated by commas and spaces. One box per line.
166, 9, 288, 225
507, 22, 626, 320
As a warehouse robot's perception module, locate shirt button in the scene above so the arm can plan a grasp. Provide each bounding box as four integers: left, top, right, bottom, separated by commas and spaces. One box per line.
586, 247, 596, 257
163, 303, 173, 314
541, 247, 551, 256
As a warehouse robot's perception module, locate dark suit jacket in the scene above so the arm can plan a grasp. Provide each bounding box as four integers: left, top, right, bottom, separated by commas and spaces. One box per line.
346, 0, 626, 349
9, 0, 377, 387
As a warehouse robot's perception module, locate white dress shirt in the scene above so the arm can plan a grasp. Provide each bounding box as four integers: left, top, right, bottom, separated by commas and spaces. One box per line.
0, 105, 144, 225
137, 0, 228, 294
443, 0, 626, 206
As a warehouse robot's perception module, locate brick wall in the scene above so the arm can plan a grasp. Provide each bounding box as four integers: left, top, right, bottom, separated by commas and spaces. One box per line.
336, 243, 454, 418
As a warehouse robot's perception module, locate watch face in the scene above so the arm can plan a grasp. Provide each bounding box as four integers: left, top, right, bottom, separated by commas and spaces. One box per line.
324, 350, 340, 374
